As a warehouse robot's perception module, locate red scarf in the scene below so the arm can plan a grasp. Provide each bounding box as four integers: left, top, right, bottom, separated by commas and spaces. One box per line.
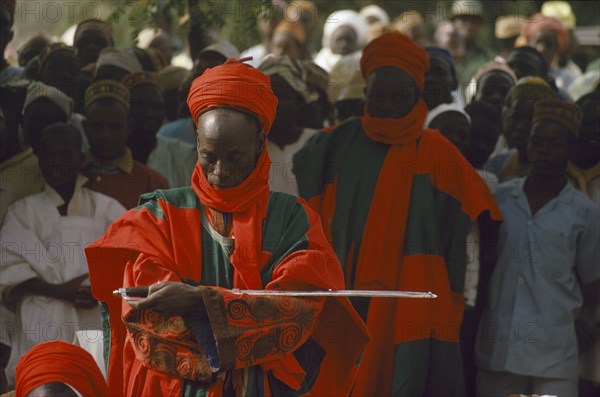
191, 147, 271, 289
356, 98, 428, 289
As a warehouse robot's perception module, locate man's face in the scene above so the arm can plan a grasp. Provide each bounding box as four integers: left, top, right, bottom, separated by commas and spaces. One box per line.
270, 32, 303, 59
529, 29, 558, 67
366, 67, 419, 118
330, 25, 358, 55
454, 16, 483, 43
466, 117, 501, 168
476, 71, 514, 112
527, 120, 572, 176
503, 99, 535, 151
129, 84, 165, 135
429, 111, 470, 155
41, 51, 81, 99
269, 75, 304, 145
36, 130, 82, 190
423, 57, 456, 110
84, 101, 129, 161
74, 28, 112, 66
23, 99, 67, 146
196, 109, 263, 189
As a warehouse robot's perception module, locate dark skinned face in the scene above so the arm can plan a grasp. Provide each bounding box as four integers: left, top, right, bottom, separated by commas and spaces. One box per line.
527, 120, 572, 177
475, 71, 514, 112
270, 31, 304, 59
529, 29, 558, 67
423, 57, 456, 110
429, 111, 470, 154
466, 116, 501, 168
366, 67, 419, 119
196, 109, 264, 189
503, 99, 535, 153
129, 84, 165, 134
35, 128, 82, 190
74, 28, 112, 66
83, 101, 129, 161
23, 99, 68, 147
454, 16, 483, 43
41, 51, 81, 99
269, 74, 304, 147
330, 25, 358, 55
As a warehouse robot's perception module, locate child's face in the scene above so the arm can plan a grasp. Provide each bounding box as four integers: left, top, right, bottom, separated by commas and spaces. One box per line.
527, 120, 572, 176
84, 101, 129, 161
36, 131, 82, 189
429, 111, 470, 155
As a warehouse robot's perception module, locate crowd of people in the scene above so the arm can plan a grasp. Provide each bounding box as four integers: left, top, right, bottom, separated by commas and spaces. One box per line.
0, 0, 598, 396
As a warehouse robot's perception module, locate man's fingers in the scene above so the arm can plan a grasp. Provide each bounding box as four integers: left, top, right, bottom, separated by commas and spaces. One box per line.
148, 282, 169, 295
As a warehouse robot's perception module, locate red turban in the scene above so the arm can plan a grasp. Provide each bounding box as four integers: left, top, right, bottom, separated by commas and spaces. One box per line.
360, 32, 430, 89
522, 13, 568, 55
187, 59, 278, 133
16, 341, 108, 397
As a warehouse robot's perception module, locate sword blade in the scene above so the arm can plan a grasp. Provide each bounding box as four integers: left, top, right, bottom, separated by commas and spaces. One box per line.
231, 289, 437, 298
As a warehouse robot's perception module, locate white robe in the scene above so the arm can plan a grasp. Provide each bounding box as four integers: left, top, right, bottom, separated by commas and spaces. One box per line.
268, 128, 317, 197
0, 175, 125, 386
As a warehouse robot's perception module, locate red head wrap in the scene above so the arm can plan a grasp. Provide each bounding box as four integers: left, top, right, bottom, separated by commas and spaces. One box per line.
522, 13, 568, 55
16, 341, 108, 397
187, 59, 278, 132
360, 32, 430, 89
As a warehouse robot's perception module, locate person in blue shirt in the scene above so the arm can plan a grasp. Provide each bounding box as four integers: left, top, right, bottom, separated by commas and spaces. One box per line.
476, 99, 600, 397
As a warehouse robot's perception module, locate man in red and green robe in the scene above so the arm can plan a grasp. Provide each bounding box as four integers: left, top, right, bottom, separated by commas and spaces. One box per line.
293, 32, 502, 396
86, 59, 369, 396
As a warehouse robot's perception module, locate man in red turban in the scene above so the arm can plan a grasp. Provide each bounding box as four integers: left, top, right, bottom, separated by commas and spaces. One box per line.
15, 341, 108, 397
294, 32, 502, 395
85, 59, 369, 396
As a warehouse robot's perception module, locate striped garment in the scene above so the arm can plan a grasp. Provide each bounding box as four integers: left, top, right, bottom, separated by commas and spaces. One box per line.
293, 117, 502, 396
86, 187, 369, 396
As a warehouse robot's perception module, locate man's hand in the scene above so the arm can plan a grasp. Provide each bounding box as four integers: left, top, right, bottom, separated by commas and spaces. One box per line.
128, 281, 206, 318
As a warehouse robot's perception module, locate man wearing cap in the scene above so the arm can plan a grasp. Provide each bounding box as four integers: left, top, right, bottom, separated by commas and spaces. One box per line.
495, 15, 525, 59
93, 48, 143, 82
259, 55, 320, 196
449, 0, 495, 94
476, 99, 599, 397
85, 59, 368, 396
82, 80, 169, 209
74, 19, 114, 71
294, 32, 501, 396
484, 77, 557, 182
423, 46, 460, 110
122, 71, 165, 164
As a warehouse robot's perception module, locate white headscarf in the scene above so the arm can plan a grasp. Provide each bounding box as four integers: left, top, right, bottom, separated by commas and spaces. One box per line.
360, 5, 390, 26
321, 10, 368, 49
425, 102, 471, 128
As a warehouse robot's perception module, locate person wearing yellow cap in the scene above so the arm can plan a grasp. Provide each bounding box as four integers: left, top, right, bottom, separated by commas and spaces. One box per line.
449, 0, 496, 97
81, 80, 169, 209
483, 77, 557, 182
476, 99, 599, 397
495, 15, 525, 58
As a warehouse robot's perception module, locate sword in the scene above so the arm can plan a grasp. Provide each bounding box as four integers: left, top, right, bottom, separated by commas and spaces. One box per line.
113, 287, 437, 301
